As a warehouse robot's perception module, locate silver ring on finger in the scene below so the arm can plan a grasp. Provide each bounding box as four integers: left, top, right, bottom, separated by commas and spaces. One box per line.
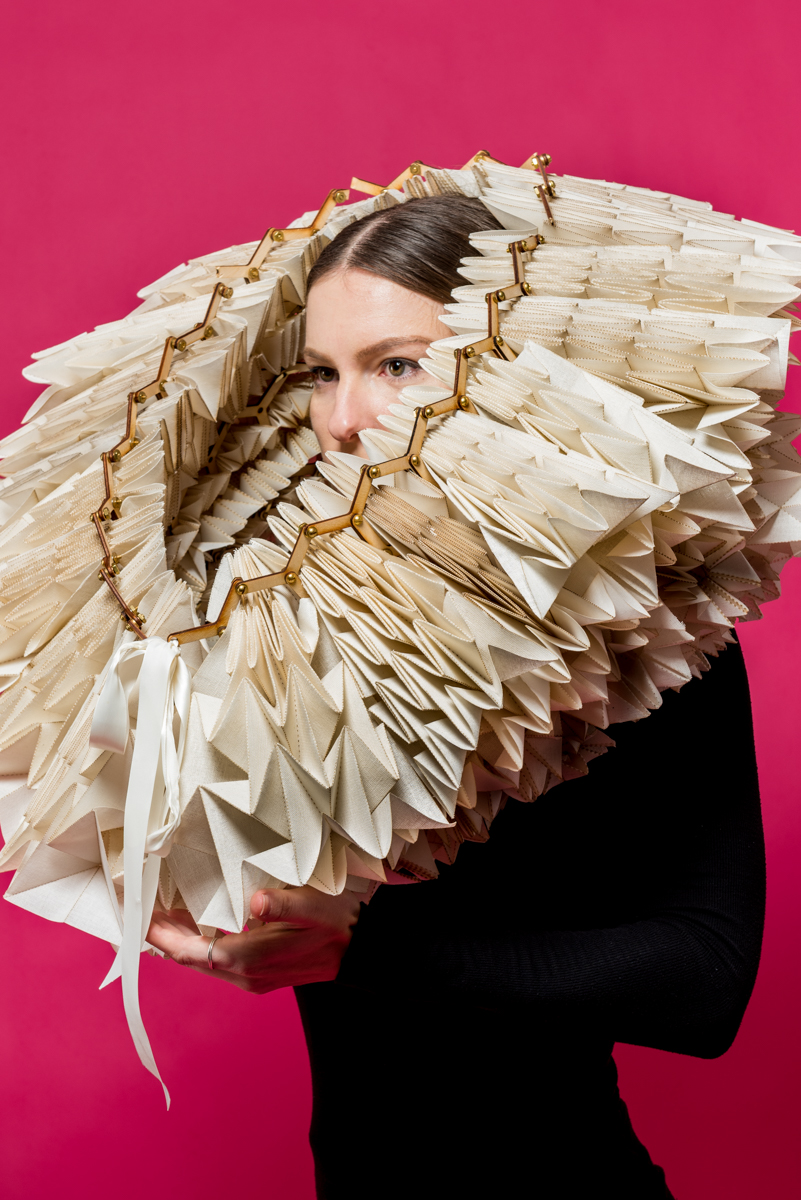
207, 935, 219, 970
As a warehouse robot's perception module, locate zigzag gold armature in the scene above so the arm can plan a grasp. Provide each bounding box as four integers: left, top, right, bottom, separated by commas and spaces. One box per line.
351, 149, 557, 195
166, 236, 548, 645
216, 187, 351, 283
462, 150, 504, 169
88, 157, 555, 641
520, 153, 557, 223
87, 186, 353, 632
350, 161, 433, 196
90, 281, 233, 635
204, 363, 312, 471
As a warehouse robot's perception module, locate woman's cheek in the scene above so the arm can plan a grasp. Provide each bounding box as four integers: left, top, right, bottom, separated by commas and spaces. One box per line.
309, 392, 331, 445
372, 380, 405, 420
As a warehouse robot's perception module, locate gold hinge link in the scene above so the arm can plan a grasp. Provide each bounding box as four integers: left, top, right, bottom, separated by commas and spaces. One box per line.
166, 215, 551, 645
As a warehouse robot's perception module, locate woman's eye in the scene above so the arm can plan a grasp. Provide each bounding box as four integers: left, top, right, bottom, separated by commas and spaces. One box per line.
384, 359, 418, 378
311, 366, 337, 384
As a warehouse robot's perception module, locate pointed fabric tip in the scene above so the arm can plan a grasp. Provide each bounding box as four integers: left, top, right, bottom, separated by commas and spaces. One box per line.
1, 158, 800, 1103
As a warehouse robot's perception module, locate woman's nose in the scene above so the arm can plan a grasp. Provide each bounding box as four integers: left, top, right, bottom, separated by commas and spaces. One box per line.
326, 375, 375, 445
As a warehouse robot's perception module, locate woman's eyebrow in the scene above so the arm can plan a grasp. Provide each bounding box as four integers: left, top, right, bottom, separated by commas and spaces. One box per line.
303, 337, 433, 367
355, 337, 432, 363
302, 347, 333, 364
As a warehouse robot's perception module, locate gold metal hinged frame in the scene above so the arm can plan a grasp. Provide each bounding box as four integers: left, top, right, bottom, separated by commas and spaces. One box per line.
203, 364, 311, 472
84, 153, 553, 641
350, 149, 526, 195
350, 161, 433, 196
89, 188, 353, 634
522, 153, 557, 223
91, 281, 233, 638
166, 234, 545, 645
216, 188, 351, 284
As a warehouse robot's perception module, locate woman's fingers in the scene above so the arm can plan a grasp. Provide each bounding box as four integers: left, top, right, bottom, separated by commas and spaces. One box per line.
249, 885, 361, 929
148, 913, 235, 966
249, 887, 302, 925
148, 914, 257, 985
149, 910, 261, 972
152, 908, 200, 937
147, 911, 198, 957
149, 889, 363, 995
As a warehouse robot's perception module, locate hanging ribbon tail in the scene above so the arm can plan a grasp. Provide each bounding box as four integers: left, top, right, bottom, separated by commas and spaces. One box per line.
122, 854, 170, 1108
90, 635, 191, 1109
89, 637, 140, 754
99, 854, 162, 992
96, 812, 124, 990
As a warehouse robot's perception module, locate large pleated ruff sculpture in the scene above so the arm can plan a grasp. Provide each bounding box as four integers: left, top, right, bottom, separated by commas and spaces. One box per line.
0, 150, 799, 1100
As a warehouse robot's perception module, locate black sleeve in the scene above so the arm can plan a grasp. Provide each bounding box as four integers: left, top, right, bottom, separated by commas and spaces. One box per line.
336, 639, 766, 1059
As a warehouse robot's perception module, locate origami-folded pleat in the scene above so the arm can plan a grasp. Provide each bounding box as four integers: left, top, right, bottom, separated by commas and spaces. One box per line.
1, 152, 799, 1096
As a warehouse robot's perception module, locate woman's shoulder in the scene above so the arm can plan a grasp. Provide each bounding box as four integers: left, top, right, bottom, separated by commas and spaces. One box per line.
612, 635, 753, 764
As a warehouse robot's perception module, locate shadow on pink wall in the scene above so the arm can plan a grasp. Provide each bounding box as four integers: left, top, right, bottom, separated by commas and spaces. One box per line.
1, 1, 799, 1196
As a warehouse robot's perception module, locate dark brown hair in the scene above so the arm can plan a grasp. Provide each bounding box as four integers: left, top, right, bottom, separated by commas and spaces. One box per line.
306, 194, 503, 305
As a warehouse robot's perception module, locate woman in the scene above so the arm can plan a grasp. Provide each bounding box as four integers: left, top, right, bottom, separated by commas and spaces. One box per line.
148, 196, 765, 1199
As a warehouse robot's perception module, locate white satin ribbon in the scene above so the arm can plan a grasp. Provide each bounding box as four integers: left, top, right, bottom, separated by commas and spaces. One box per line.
90, 635, 192, 1108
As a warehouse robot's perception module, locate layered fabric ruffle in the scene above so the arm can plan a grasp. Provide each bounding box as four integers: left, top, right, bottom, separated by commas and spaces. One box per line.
0, 154, 798, 1094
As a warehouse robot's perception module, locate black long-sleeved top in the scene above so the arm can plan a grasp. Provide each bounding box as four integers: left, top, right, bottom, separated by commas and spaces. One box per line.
296, 639, 765, 1199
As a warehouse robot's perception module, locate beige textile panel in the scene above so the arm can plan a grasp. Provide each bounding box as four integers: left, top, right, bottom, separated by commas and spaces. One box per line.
0, 154, 798, 1092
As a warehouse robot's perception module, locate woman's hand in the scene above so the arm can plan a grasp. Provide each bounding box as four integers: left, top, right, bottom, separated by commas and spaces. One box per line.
146, 886, 362, 994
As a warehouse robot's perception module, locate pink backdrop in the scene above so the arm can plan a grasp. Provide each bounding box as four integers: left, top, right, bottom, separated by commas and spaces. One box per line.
1, 1, 800, 1195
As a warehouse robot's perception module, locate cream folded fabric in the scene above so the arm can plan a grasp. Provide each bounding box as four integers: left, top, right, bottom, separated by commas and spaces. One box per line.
1, 154, 799, 1097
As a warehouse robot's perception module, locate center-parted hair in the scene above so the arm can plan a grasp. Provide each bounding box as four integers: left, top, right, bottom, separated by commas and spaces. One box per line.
306, 194, 503, 305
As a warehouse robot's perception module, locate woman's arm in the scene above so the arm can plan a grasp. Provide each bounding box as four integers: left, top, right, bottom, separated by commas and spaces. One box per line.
335, 639, 766, 1059
149, 639, 765, 1059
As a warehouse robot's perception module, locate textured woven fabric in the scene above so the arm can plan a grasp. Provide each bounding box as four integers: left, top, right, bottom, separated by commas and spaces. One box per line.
0, 154, 791, 1096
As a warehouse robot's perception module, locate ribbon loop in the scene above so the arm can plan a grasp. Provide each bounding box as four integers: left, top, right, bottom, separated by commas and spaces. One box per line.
89, 638, 143, 754
91, 634, 192, 1107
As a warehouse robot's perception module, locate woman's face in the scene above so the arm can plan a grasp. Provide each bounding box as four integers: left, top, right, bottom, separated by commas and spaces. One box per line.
304, 268, 451, 461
